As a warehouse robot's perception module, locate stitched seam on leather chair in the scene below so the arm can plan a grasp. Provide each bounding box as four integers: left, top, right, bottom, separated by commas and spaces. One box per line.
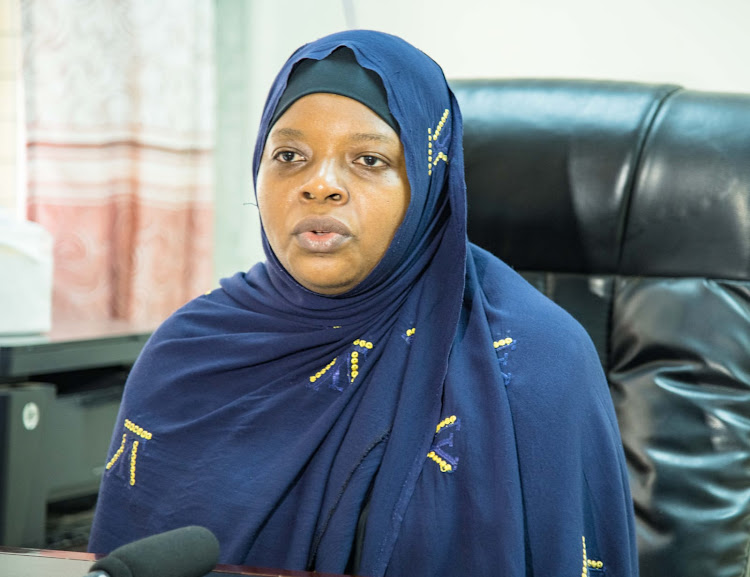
614, 85, 683, 273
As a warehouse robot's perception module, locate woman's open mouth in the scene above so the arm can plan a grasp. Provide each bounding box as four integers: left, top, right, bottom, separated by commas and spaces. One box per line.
292, 216, 352, 253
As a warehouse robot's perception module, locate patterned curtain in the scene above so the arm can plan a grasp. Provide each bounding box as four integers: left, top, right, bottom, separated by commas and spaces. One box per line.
21, 0, 214, 325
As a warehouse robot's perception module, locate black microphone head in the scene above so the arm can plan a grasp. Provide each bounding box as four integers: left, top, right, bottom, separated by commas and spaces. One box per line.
89, 526, 220, 577
88, 554, 133, 577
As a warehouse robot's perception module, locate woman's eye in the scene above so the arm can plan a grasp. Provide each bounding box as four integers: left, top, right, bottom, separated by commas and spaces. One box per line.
275, 150, 302, 163
356, 155, 385, 167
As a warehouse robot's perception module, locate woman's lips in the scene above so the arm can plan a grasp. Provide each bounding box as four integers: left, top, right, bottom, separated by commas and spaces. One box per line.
292, 216, 352, 253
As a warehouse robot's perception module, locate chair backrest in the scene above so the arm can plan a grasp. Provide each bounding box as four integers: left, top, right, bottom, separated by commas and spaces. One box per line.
452, 78, 750, 577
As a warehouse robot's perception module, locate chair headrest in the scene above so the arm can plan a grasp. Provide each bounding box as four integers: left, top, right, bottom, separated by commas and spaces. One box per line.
453, 79, 750, 280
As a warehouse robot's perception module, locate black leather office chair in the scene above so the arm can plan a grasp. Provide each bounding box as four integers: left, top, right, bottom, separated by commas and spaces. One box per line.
453, 78, 750, 577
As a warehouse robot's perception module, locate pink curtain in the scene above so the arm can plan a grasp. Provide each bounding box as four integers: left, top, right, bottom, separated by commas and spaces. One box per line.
22, 0, 214, 326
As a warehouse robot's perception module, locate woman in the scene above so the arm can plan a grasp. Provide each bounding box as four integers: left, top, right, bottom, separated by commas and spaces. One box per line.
89, 30, 638, 576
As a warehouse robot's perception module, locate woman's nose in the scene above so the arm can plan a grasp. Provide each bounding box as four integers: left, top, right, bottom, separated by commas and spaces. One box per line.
300, 159, 348, 203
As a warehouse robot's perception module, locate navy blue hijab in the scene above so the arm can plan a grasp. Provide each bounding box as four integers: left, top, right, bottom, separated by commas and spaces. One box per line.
90, 30, 638, 577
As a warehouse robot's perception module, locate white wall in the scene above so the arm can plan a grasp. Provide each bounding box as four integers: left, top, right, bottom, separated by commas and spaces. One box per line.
354, 0, 750, 89
247, 0, 750, 92
230, 0, 750, 271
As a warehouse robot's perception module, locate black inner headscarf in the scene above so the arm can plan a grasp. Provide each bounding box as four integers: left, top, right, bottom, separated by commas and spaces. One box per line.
269, 46, 398, 134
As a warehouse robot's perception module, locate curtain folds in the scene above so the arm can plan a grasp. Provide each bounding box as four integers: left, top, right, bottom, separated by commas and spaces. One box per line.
22, 0, 214, 325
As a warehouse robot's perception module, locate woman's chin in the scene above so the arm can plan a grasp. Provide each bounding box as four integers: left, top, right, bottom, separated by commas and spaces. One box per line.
301, 280, 356, 295
292, 267, 364, 295
290, 267, 361, 295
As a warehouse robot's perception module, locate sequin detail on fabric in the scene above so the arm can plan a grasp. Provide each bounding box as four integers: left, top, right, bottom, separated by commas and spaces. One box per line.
350, 339, 373, 382
582, 535, 605, 575
105, 434, 127, 470
129, 440, 139, 486
306, 339, 375, 393
427, 109, 450, 176
493, 333, 517, 385
104, 419, 152, 487
427, 415, 461, 473
124, 418, 153, 440
309, 357, 337, 384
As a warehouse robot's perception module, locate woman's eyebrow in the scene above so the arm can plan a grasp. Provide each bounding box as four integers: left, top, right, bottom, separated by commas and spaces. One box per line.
270, 127, 305, 140
349, 132, 397, 144
270, 128, 396, 145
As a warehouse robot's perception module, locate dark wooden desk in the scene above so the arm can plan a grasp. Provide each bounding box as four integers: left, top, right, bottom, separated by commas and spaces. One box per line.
0, 318, 155, 383
0, 547, 348, 577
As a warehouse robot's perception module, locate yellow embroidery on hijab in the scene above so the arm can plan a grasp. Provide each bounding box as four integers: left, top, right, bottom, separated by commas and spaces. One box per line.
436, 414, 457, 433
130, 440, 139, 486
124, 418, 153, 440
427, 450, 453, 472
309, 357, 337, 383
106, 434, 127, 470
582, 536, 587, 576
350, 339, 374, 381
350, 351, 359, 381
305, 340, 375, 392
581, 536, 604, 574
427, 415, 461, 473
493, 337, 514, 349
105, 419, 153, 486
427, 109, 450, 175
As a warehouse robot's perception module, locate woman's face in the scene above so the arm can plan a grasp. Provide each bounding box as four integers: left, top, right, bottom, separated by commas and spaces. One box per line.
257, 93, 411, 295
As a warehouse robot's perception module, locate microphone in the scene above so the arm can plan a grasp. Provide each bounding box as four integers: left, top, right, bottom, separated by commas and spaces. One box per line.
86, 525, 220, 577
